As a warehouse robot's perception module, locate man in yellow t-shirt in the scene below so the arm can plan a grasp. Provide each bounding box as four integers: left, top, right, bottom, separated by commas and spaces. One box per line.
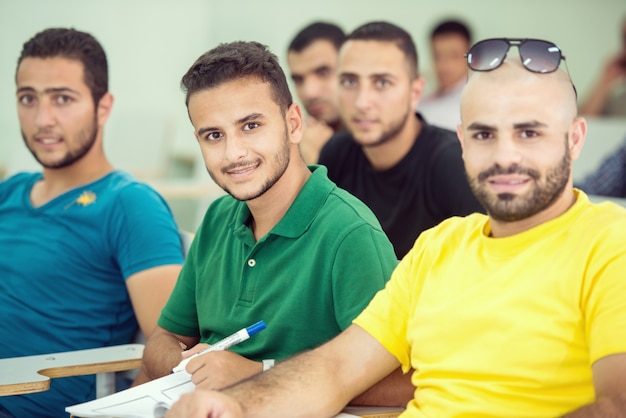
164, 37, 626, 418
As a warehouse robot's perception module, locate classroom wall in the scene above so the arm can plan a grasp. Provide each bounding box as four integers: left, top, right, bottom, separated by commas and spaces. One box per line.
1, 0, 625, 178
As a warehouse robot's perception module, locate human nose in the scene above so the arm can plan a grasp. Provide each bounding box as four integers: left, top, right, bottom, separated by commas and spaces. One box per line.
224, 135, 248, 161
491, 137, 523, 167
34, 99, 55, 128
353, 85, 373, 111
302, 79, 321, 100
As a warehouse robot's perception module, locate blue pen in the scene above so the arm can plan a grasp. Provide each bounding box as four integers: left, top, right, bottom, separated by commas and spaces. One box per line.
172, 320, 267, 373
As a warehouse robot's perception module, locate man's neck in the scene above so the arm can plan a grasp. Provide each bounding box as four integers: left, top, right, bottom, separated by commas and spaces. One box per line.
32, 153, 114, 207
328, 118, 344, 133
247, 158, 311, 241
362, 113, 422, 171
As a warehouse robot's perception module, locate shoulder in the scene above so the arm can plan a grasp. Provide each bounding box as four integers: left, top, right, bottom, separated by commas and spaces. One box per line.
418, 123, 461, 153
103, 171, 169, 207
319, 130, 360, 163
0, 172, 40, 200
579, 199, 626, 239
412, 213, 486, 255
0, 171, 40, 188
324, 185, 384, 229
197, 194, 242, 231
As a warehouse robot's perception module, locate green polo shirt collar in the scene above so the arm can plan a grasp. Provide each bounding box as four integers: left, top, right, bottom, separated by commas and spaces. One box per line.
232, 165, 332, 243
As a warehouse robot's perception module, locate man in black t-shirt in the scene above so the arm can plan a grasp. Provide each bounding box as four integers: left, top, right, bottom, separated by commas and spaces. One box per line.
318, 21, 484, 258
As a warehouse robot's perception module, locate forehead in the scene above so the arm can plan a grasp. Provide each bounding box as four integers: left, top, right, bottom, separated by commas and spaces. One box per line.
287, 39, 338, 73
187, 77, 280, 127
338, 40, 407, 76
461, 70, 574, 125
16, 57, 87, 91
431, 34, 470, 51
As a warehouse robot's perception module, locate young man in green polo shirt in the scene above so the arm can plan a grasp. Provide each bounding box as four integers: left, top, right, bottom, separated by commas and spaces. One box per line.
137, 41, 413, 406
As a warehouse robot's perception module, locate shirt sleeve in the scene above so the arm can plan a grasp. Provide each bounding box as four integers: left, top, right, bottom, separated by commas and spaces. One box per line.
331, 223, 398, 330
353, 249, 416, 373
583, 227, 626, 363
111, 183, 184, 279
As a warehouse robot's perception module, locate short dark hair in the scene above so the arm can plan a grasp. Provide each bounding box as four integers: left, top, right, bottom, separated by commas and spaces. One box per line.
347, 21, 418, 78
17, 28, 108, 105
430, 19, 472, 43
181, 41, 293, 113
288, 21, 346, 53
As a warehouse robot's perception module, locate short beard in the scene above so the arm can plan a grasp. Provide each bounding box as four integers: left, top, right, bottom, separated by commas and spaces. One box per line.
208, 127, 291, 202
23, 114, 99, 169
361, 108, 411, 148
468, 138, 571, 222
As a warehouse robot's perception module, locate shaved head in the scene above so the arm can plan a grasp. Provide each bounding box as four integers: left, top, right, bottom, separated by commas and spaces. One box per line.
456, 54, 587, 235
461, 57, 578, 126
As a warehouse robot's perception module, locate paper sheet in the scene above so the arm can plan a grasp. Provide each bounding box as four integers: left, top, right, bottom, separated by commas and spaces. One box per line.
66, 371, 194, 418
66, 373, 403, 418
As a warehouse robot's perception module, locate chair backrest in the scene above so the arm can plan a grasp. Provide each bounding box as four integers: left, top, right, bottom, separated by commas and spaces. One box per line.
179, 229, 194, 258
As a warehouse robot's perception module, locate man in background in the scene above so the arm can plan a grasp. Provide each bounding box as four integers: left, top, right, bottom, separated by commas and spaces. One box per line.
417, 19, 472, 130
319, 21, 483, 258
577, 133, 626, 197
138, 40, 412, 406
580, 16, 626, 117
287, 21, 345, 163
0, 28, 184, 418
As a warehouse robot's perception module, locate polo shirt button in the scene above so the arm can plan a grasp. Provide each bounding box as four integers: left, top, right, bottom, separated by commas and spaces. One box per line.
247, 259, 256, 267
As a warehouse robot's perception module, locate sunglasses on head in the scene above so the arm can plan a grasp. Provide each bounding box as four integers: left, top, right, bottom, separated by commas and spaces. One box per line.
466, 38, 566, 74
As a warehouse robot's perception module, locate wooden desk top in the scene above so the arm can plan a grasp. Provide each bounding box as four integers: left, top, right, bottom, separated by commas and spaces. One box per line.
0, 344, 144, 396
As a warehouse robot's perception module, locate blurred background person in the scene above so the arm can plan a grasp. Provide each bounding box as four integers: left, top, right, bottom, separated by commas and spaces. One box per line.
580, 16, 626, 117
417, 19, 472, 131
287, 21, 345, 164
577, 133, 626, 198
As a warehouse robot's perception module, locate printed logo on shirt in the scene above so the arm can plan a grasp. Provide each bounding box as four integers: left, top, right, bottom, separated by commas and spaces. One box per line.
65, 190, 97, 209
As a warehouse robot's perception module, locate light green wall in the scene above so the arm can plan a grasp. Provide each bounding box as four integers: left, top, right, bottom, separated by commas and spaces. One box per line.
1, 0, 625, 175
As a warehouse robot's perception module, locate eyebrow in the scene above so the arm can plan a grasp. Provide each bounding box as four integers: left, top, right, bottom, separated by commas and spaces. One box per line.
16, 86, 80, 95
467, 121, 548, 131
512, 121, 548, 130
339, 71, 396, 79
467, 122, 497, 131
313, 65, 331, 73
197, 112, 265, 136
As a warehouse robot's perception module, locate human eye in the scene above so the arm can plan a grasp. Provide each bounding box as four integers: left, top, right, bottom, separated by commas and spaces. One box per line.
339, 77, 356, 89
243, 122, 260, 131
519, 130, 540, 139
54, 94, 73, 105
291, 75, 303, 86
203, 131, 223, 142
375, 78, 391, 89
17, 94, 35, 106
471, 131, 493, 141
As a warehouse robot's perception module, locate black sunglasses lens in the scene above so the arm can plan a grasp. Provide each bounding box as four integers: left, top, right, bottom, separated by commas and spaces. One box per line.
467, 39, 510, 71
519, 40, 562, 73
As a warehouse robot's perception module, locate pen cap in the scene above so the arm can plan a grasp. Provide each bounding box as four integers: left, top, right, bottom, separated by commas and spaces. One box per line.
246, 320, 267, 336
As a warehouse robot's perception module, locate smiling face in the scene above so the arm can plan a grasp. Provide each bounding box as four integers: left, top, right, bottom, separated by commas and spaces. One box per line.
189, 77, 302, 202
457, 60, 585, 226
16, 57, 103, 169
337, 40, 422, 147
287, 39, 340, 125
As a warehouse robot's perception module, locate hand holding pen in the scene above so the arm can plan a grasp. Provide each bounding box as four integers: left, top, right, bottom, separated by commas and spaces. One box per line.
173, 320, 267, 373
